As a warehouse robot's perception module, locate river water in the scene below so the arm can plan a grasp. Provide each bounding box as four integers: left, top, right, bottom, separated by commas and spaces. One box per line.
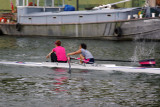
0, 36, 160, 107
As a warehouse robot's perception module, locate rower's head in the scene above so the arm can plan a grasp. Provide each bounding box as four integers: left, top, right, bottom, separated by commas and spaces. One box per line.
80, 43, 87, 49
55, 40, 61, 46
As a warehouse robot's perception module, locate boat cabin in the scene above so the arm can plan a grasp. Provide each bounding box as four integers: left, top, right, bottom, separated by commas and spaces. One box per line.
15, 0, 160, 24
16, 0, 65, 7
16, 0, 65, 14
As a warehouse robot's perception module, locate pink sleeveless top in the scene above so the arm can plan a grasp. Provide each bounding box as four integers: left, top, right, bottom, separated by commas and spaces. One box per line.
52, 46, 67, 61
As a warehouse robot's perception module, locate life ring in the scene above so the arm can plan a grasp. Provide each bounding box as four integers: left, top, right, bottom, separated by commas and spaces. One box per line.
16, 23, 21, 31
114, 27, 122, 37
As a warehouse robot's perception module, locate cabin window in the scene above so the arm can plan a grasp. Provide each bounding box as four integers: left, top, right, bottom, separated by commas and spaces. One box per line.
18, 0, 23, 6
53, 17, 57, 19
28, 18, 32, 20
79, 16, 83, 18
46, 0, 53, 7
107, 14, 111, 17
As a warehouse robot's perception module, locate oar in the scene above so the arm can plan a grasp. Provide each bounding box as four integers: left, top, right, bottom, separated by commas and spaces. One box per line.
71, 57, 134, 62
68, 57, 71, 74
95, 59, 156, 67
71, 57, 156, 67
94, 59, 156, 66
94, 59, 135, 62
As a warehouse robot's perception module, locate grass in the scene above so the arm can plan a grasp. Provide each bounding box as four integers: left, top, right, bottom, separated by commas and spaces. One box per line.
0, 0, 16, 10
0, 0, 145, 10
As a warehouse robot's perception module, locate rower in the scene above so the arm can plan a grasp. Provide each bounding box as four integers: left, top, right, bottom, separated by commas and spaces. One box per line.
46, 40, 67, 63
67, 43, 94, 64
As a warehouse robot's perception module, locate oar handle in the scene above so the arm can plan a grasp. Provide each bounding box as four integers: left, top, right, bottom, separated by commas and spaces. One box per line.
70, 57, 93, 64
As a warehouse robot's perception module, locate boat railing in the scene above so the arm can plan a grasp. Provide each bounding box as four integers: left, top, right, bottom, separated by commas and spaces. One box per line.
93, 0, 131, 10
0, 12, 17, 23
16, 0, 65, 8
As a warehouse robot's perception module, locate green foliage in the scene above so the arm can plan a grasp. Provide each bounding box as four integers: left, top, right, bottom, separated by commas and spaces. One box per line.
132, 0, 145, 7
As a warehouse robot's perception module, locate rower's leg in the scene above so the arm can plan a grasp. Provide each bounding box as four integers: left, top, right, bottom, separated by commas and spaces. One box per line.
80, 54, 85, 64
51, 52, 57, 62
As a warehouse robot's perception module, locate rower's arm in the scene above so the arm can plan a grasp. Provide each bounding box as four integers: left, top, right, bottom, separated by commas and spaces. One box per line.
46, 51, 53, 58
67, 49, 81, 56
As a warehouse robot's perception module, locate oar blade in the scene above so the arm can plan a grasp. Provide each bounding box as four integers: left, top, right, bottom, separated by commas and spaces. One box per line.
139, 59, 156, 67
68, 57, 71, 74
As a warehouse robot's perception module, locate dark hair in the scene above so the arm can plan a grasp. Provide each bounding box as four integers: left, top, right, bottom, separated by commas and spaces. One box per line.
81, 43, 87, 49
55, 40, 61, 46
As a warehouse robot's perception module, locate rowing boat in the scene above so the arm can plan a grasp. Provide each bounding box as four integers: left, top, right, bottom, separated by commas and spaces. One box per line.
0, 61, 160, 74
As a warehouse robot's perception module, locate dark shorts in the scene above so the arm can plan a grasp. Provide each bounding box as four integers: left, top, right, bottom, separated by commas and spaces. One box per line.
51, 52, 67, 63
58, 61, 67, 63
85, 58, 94, 64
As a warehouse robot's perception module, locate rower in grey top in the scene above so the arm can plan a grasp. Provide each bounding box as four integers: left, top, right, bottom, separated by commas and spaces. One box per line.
67, 43, 94, 64
81, 48, 94, 59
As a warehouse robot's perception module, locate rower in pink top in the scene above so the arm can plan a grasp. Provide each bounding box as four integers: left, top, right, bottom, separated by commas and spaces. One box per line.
46, 40, 67, 63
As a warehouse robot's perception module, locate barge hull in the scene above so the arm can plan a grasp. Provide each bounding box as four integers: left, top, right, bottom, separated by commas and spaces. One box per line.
0, 18, 160, 40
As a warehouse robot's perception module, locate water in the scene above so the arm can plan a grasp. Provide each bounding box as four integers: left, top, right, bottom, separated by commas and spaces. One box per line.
0, 35, 160, 107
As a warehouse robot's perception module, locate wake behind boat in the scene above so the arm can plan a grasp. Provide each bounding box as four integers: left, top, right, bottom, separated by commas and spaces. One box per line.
0, 61, 160, 74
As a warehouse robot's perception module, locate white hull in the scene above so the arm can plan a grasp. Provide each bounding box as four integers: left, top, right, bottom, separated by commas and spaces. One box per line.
0, 61, 160, 74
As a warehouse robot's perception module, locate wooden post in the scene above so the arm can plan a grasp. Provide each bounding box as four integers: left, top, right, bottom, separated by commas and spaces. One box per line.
62, 0, 65, 7
44, 0, 46, 6
16, 0, 19, 6
157, 0, 160, 6
76, 0, 79, 11
52, 0, 54, 7
33, 0, 35, 6
23, 0, 25, 6
37, 0, 39, 6
26, 0, 28, 6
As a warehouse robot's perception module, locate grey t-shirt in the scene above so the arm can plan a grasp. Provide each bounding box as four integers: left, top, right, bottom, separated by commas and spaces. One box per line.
81, 48, 94, 59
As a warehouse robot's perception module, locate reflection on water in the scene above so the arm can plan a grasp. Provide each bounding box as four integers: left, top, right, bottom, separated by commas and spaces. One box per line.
52, 68, 68, 92
0, 36, 160, 107
1, 67, 160, 107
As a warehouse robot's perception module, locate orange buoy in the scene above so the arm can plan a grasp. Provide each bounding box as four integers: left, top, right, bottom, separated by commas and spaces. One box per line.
157, 0, 160, 6
0, 17, 7, 23
28, 2, 37, 6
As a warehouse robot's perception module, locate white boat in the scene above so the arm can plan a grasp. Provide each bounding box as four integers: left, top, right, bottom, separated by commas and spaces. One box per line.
0, 61, 160, 74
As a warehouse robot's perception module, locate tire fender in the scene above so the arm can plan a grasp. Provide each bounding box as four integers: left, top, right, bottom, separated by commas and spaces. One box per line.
114, 27, 122, 37
16, 23, 21, 31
